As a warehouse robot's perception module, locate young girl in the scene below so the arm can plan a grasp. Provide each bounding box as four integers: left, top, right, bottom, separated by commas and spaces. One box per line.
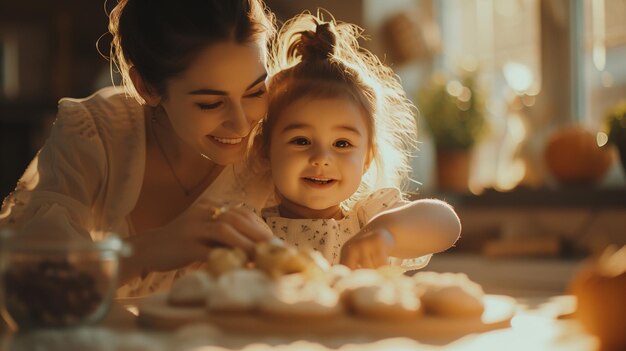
254, 13, 461, 269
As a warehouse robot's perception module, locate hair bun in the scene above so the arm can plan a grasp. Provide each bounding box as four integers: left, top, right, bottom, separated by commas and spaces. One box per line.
296, 22, 336, 61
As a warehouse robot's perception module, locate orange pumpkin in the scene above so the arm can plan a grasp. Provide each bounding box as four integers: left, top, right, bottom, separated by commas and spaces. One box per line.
544, 126, 613, 185
569, 247, 626, 351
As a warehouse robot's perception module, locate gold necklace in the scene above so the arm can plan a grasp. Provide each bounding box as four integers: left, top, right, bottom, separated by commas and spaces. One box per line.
149, 110, 217, 196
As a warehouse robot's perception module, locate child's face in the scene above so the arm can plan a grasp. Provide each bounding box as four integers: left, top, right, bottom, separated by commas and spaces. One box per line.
269, 97, 371, 217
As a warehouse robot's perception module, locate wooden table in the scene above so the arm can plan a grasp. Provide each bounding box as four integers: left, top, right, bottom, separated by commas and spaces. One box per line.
0, 294, 600, 351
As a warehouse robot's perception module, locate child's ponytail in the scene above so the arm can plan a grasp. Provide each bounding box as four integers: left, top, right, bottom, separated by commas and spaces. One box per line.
290, 22, 336, 62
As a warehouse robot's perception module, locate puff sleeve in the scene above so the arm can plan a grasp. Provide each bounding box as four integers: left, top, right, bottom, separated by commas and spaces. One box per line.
0, 99, 107, 241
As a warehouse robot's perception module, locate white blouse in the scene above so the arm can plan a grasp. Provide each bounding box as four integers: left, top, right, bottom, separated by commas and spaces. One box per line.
262, 188, 431, 270
0, 87, 274, 297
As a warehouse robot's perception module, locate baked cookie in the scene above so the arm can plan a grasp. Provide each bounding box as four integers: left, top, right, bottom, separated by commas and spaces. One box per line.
413, 272, 485, 317
333, 269, 386, 302
168, 271, 214, 307
259, 273, 342, 319
206, 247, 248, 277
255, 242, 328, 279
323, 264, 351, 287
350, 277, 423, 320
208, 268, 270, 312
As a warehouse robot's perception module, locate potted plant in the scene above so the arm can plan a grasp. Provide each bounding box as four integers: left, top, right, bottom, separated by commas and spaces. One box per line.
604, 100, 626, 173
417, 72, 487, 192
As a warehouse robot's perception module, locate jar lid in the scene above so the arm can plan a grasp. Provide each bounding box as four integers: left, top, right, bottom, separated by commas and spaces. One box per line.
0, 229, 132, 256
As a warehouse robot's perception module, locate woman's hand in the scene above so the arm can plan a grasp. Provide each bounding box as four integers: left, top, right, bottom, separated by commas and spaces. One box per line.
339, 226, 396, 269
121, 201, 272, 282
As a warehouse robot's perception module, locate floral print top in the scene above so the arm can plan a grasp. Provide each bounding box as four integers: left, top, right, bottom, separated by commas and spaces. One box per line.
262, 188, 431, 270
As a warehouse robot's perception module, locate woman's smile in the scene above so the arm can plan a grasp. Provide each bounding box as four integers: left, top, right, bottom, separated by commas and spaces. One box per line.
206, 134, 247, 149
210, 135, 245, 145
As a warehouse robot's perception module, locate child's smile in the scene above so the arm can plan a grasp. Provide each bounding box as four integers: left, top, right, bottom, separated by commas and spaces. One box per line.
302, 176, 337, 187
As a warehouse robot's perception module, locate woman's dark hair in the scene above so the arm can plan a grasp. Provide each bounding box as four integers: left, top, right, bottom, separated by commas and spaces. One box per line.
108, 0, 275, 103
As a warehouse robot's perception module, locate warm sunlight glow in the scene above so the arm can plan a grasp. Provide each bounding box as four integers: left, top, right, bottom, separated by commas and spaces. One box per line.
123, 304, 139, 316
481, 295, 515, 324
461, 55, 478, 72
495, 0, 521, 18
527, 83, 541, 96
508, 314, 562, 348
508, 113, 526, 143
503, 62, 534, 93
496, 159, 525, 191
458, 87, 472, 102
521, 94, 536, 107
469, 180, 485, 195
456, 100, 471, 111
592, 0, 606, 71
511, 314, 557, 337
446, 80, 463, 97
596, 131, 609, 147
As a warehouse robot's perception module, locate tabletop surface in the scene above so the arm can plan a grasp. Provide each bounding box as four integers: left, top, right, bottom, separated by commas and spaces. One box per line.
1, 294, 600, 351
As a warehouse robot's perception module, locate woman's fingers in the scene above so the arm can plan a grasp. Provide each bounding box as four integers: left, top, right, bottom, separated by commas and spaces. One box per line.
214, 207, 273, 242
203, 221, 257, 256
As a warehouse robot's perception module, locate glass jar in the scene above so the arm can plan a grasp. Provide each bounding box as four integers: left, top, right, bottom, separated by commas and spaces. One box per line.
0, 230, 131, 330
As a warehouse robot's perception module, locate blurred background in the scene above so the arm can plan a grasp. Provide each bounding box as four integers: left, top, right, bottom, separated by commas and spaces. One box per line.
1, 0, 625, 295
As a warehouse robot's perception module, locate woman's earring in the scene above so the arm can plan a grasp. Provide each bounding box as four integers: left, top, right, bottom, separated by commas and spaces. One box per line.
151, 104, 165, 124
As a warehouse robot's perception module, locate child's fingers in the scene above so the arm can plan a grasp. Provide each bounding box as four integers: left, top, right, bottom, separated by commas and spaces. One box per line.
370, 249, 388, 268
360, 252, 376, 269
340, 246, 360, 269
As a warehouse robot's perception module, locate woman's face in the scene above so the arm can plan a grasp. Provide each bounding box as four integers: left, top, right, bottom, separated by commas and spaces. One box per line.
160, 41, 268, 165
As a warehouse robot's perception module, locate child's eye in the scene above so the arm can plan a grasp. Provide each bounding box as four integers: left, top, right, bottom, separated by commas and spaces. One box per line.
245, 88, 267, 98
197, 101, 223, 110
289, 137, 310, 146
334, 140, 352, 148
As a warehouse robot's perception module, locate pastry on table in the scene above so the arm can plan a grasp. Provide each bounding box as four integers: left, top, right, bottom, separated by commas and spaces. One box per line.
254, 242, 329, 279
322, 264, 351, 287
259, 273, 342, 319
206, 247, 248, 277
208, 268, 270, 312
350, 277, 423, 320
412, 272, 485, 317
168, 271, 214, 307
333, 269, 387, 303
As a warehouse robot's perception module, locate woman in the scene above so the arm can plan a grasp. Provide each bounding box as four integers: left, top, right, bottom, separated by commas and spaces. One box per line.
0, 0, 277, 296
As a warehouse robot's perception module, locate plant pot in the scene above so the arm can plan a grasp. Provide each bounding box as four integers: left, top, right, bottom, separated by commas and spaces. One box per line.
436, 150, 471, 193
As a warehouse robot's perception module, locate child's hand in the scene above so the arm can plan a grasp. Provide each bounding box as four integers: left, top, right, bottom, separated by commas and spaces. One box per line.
339, 226, 395, 269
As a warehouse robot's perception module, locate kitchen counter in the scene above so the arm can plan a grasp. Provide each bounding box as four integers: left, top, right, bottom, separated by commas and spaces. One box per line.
422, 254, 584, 297
1, 292, 599, 351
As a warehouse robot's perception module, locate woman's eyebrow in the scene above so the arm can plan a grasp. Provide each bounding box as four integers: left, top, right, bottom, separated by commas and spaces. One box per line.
187, 73, 267, 96
246, 73, 268, 89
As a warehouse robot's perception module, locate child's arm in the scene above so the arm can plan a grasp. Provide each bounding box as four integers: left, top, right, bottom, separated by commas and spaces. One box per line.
340, 199, 461, 269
